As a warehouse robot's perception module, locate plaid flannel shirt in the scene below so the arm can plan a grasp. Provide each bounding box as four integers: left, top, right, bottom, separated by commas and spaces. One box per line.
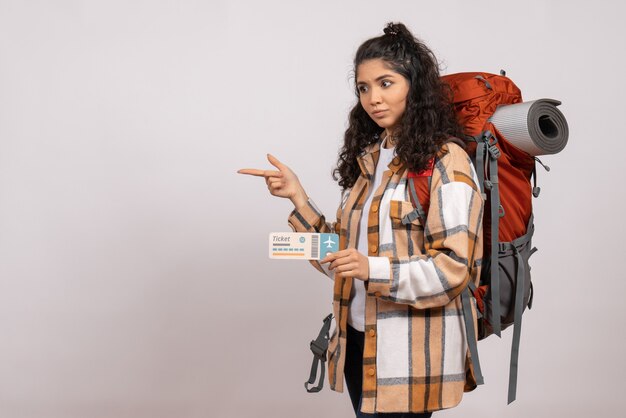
288, 141, 483, 414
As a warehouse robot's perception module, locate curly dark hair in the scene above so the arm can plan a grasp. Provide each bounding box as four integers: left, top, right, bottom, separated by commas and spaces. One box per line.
333, 22, 463, 190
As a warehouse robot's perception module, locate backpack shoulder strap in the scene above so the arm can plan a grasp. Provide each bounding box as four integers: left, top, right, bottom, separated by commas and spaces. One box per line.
404, 167, 431, 226
403, 139, 465, 225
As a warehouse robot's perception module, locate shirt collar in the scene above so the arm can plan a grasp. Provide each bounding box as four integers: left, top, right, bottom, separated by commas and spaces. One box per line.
356, 136, 404, 177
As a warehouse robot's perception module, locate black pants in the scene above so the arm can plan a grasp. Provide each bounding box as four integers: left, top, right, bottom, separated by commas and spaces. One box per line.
344, 324, 433, 418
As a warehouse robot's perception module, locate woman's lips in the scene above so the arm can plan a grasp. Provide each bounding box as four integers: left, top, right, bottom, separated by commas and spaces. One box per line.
372, 110, 388, 117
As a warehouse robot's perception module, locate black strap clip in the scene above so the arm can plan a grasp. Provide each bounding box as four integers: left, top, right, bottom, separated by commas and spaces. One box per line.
305, 313, 333, 393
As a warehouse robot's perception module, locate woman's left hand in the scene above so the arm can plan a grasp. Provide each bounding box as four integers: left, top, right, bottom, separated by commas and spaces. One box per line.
321, 248, 369, 281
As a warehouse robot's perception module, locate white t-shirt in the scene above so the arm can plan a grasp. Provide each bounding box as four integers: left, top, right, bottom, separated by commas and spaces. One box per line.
348, 138, 396, 331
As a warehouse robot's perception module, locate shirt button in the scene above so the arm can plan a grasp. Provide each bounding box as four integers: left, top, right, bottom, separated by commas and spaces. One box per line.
372, 205, 378, 213
368, 368, 375, 376
369, 329, 376, 337
374, 291, 381, 297
370, 245, 377, 253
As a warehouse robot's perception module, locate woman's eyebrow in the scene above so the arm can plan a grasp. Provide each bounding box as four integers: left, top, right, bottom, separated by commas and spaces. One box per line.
357, 74, 396, 84
374, 74, 395, 81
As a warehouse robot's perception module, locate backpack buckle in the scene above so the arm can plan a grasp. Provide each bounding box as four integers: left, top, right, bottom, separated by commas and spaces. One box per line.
482, 131, 500, 159
498, 242, 509, 252
402, 211, 420, 225
488, 144, 501, 159
309, 339, 327, 358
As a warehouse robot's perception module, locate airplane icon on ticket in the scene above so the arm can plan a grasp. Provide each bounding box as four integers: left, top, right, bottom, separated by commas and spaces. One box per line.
324, 236, 336, 249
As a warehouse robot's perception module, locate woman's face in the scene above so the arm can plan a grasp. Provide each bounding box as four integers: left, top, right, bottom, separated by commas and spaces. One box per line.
356, 59, 410, 131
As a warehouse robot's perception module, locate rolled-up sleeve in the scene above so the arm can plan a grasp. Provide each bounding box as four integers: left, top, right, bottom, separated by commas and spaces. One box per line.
287, 199, 339, 279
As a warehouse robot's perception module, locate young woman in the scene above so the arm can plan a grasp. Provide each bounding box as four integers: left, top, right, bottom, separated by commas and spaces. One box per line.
239, 22, 483, 417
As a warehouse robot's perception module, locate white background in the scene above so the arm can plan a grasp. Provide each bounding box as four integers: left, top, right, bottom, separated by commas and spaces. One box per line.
1, 1, 624, 417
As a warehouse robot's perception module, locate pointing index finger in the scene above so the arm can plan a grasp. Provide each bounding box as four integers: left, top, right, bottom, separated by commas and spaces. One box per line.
237, 168, 266, 177
238, 168, 284, 177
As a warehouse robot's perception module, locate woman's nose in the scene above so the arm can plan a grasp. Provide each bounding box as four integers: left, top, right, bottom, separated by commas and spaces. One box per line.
369, 88, 382, 106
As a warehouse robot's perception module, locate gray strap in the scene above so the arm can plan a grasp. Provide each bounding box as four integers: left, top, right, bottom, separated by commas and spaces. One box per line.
403, 177, 426, 225
501, 214, 534, 252
507, 230, 532, 249
305, 313, 333, 393
461, 287, 484, 385
507, 247, 526, 404
487, 137, 502, 337
531, 157, 550, 198
475, 139, 487, 200
402, 210, 421, 225
531, 165, 541, 198
305, 348, 326, 393
474, 75, 493, 90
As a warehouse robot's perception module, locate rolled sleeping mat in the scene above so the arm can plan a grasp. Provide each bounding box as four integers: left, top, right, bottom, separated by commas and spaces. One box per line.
489, 99, 569, 156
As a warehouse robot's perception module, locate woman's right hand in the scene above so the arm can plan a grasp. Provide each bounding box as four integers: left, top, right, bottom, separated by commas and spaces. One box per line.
238, 154, 309, 209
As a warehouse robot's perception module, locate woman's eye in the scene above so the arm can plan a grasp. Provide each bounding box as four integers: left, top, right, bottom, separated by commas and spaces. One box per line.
358, 85, 368, 93
381, 80, 392, 88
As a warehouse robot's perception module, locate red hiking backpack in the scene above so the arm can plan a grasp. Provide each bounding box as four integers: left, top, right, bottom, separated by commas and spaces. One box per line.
406, 71, 549, 404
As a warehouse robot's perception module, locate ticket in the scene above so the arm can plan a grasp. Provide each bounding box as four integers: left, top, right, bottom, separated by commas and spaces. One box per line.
269, 232, 339, 260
